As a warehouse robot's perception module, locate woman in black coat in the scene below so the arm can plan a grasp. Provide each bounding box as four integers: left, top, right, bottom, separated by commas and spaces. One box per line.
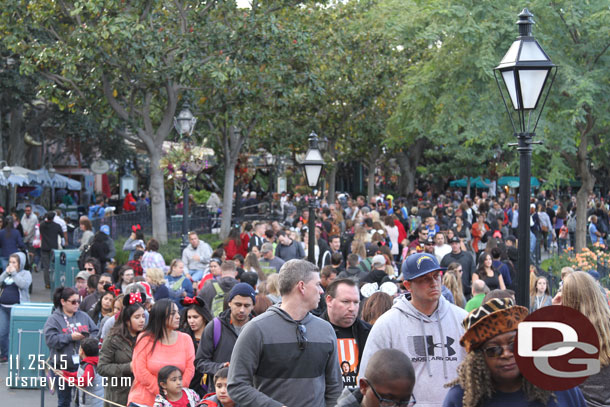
97, 293, 147, 407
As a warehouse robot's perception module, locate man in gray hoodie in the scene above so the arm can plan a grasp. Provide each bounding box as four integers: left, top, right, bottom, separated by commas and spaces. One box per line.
358, 253, 468, 407
227, 259, 342, 407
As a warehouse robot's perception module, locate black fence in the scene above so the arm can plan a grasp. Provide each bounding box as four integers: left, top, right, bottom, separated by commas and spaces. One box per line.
91, 206, 216, 240
88, 200, 286, 240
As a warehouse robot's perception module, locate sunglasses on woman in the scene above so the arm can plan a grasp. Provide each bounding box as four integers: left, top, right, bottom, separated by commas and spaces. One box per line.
482, 341, 514, 358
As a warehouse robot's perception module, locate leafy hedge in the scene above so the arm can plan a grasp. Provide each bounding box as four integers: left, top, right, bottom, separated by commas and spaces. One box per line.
114, 234, 222, 266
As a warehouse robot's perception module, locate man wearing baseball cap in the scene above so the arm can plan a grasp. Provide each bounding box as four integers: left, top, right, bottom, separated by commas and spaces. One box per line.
358, 252, 468, 407
195, 282, 255, 392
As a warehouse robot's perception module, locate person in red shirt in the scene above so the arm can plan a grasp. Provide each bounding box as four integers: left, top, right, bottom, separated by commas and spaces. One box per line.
153, 365, 200, 407
122, 189, 136, 213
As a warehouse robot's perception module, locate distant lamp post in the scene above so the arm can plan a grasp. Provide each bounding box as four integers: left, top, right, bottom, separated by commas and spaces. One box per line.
494, 8, 556, 308
302, 132, 325, 264
265, 152, 276, 196
0, 161, 10, 211
174, 104, 197, 251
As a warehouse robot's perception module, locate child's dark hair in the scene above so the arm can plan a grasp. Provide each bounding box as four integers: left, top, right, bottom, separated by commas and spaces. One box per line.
214, 366, 229, 383
157, 365, 182, 396
80, 338, 99, 357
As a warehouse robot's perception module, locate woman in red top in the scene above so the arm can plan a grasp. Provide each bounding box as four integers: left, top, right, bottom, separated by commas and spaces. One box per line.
128, 299, 195, 407
471, 212, 490, 254
222, 228, 246, 260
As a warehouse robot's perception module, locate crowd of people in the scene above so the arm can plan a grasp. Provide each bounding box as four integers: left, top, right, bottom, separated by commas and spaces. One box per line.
1, 187, 610, 406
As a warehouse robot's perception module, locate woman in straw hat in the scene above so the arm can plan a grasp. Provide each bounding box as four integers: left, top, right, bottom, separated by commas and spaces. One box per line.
442, 297, 586, 407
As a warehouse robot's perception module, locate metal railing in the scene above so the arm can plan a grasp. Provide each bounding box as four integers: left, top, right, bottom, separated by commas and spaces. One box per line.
90, 206, 215, 240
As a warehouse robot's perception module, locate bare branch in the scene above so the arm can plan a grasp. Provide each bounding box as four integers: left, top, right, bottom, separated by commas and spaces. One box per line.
101, 73, 130, 121
40, 72, 86, 100
155, 81, 179, 143
173, 0, 188, 34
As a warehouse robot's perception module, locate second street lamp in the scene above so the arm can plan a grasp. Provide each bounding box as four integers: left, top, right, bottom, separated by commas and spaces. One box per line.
174, 104, 197, 251
302, 132, 325, 264
494, 8, 556, 309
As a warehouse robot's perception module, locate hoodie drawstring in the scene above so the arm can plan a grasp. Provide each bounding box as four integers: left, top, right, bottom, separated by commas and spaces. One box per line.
437, 316, 448, 379
417, 314, 433, 378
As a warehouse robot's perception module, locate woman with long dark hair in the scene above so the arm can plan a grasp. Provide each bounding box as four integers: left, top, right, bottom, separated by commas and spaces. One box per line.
88, 289, 116, 331
98, 293, 146, 407
473, 252, 505, 291
179, 297, 212, 397
128, 299, 195, 407
44, 287, 99, 407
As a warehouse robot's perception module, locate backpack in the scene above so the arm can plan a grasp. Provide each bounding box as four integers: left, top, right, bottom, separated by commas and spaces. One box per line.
211, 281, 226, 317
78, 244, 92, 270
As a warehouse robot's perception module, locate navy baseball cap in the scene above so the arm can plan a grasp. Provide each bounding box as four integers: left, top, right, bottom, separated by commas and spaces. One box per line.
401, 253, 446, 281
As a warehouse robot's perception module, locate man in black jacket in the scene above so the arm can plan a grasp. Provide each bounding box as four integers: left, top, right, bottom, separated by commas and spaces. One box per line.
321, 278, 371, 389
195, 283, 255, 391
40, 212, 63, 289
440, 236, 476, 299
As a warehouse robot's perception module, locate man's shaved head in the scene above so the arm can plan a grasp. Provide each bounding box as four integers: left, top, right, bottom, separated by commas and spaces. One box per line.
365, 349, 415, 384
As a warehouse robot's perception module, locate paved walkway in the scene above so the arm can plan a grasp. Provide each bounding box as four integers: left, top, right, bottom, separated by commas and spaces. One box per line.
0, 265, 58, 406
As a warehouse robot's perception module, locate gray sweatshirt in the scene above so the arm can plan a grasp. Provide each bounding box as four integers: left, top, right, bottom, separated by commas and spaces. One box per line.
227, 305, 342, 407
357, 295, 468, 407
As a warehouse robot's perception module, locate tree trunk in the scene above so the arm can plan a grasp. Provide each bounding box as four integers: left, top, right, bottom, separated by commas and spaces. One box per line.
327, 164, 337, 205
367, 158, 375, 201
396, 139, 424, 196
220, 154, 236, 240
8, 106, 26, 166
219, 126, 245, 240
149, 149, 168, 243
573, 113, 598, 253
467, 178, 471, 198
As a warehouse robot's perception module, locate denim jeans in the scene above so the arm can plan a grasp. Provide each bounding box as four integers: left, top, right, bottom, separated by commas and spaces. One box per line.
55, 370, 74, 407
41, 250, 52, 287
188, 269, 205, 282
0, 305, 11, 357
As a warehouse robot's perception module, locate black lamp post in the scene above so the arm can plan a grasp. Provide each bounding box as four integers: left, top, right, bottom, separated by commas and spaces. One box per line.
174, 104, 198, 251
302, 132, 325, 264
48, 166, 56, 209
494, 8, 556, 308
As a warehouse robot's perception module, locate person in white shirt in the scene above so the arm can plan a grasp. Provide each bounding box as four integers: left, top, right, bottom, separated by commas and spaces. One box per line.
53, 209, 69, 248
433, 232, 452, 263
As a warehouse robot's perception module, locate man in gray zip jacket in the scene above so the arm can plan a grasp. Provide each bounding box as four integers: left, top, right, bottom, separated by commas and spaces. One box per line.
228, 259, 342, 407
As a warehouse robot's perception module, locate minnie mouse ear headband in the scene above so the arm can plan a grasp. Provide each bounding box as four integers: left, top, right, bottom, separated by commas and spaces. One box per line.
132, 224, 141, 233
122, 291, 147, 307
460, 297, 528, 353
180, 296, 205, 307
104, 284, 121, 296
360, 281, 398, 298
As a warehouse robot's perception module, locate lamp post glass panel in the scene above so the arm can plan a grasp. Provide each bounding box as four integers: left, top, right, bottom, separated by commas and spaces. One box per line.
494, 8, 556, 308
174, 105, 197, 251
302, 132, 325, 264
